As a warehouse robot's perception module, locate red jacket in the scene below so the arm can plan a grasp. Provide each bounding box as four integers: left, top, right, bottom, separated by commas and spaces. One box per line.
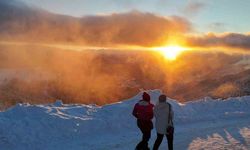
132, 100, 154, 121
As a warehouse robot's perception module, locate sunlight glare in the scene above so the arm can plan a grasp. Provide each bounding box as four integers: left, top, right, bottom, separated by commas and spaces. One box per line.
154, 46, 187, 60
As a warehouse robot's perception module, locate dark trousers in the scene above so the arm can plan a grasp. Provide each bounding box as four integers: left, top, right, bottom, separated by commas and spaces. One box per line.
136, 130, 151, 150
136, 120, 153, 150
153, 132, 174, 150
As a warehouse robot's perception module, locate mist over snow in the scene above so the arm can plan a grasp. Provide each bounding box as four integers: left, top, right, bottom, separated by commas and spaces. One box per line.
0, 90, 250, 150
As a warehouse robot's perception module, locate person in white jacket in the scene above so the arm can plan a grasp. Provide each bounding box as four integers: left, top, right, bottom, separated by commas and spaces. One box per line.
153, 94, 174, 150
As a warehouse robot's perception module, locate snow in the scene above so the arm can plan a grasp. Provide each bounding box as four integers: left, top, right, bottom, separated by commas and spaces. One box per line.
0, 90, 250, 150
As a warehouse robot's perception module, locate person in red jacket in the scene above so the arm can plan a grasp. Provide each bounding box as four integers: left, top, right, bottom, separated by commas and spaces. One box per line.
133, 92, 154, 150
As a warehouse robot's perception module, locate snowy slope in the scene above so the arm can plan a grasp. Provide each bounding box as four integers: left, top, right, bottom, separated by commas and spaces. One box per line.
0, 90, 250, 150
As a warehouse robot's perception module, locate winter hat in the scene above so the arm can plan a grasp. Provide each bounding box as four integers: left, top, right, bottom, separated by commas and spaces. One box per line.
142, 92, 150, 102
159, 94, 166, 103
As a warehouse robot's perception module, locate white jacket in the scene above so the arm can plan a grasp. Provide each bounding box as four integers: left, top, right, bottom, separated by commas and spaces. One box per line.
154, 102, 174, 134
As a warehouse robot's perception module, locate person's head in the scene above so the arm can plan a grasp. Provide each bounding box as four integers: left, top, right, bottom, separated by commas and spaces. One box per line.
142, 92, 150, 102
159, 94, 167, 103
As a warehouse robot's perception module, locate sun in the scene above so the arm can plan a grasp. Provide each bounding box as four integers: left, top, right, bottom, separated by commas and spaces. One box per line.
153, 45, 187, 60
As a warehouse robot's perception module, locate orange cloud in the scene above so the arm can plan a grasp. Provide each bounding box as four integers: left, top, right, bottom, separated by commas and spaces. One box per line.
3, 0, 250, 52
79, 12, 191, 47
0, 0, 191, 47
187, 33, 250, 51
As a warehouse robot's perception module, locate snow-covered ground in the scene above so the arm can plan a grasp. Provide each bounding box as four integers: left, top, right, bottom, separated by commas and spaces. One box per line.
0, 90, 250, 150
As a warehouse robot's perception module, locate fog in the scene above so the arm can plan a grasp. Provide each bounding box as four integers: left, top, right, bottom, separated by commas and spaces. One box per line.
1, 0, 250, 109
1, 43, 250, 109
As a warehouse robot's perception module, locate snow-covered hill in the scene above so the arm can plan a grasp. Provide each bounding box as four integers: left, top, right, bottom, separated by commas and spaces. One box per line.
0, 90, 250, 150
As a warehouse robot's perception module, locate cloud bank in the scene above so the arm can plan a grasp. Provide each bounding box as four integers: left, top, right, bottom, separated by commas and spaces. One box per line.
79, 12, 191, 46
187, 33, 250, 51
0, 0, 191, 47
1, 0, 250, 52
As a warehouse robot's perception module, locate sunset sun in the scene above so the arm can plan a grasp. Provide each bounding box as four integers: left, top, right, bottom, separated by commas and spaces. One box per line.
154, 45, 188, 60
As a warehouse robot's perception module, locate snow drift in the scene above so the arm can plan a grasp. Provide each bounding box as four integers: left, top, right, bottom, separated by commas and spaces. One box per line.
0, 90, 250, 150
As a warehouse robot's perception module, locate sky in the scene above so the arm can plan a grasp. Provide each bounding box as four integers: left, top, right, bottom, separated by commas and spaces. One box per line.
20, 0, 250, 34
1, 0, 250, 54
